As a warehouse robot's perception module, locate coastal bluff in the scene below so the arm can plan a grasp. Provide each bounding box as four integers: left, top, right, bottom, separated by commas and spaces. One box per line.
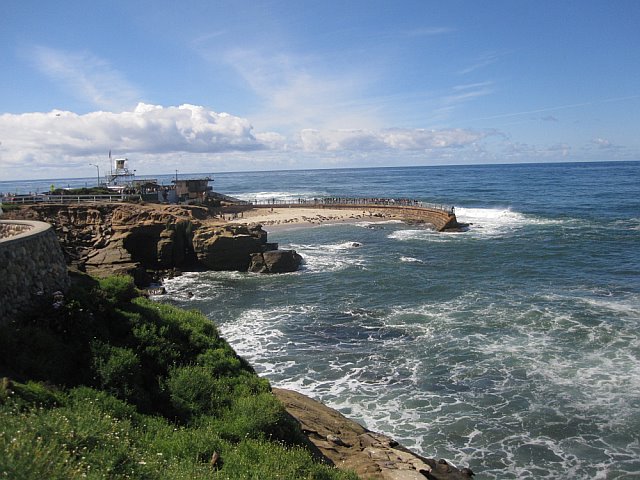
1, 204, 477, 478
4, 203, 301, 283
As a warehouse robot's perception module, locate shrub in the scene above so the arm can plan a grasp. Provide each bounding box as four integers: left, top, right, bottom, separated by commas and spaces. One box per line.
91, 341, 146, 404
167, 365, 234, 418
197, 347, 244, 376
98, 275, 138, 305
167, 364, 272, 420
212, 392, 304, 443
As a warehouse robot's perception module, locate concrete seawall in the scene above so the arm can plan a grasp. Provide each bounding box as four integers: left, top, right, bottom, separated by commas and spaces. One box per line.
324, 203, 459, 231
244, 203, 460, 231
0, 220, 69, 323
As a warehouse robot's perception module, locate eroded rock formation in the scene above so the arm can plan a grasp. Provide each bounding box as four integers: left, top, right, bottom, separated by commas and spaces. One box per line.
5, 203, 294, 284
273, 388, 475, 480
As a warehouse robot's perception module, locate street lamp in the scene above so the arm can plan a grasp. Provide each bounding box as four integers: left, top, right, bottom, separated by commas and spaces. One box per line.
89, 163, 100, 187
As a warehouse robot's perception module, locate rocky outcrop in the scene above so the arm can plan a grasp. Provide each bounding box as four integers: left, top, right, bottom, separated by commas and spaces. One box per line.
248, 249, 303, 273
192, 224, 267, 271
273, 388, 474, 480
5, 204, 293, 284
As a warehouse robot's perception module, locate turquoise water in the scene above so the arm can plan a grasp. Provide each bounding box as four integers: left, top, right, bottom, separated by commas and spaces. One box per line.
5, 161, 640, 478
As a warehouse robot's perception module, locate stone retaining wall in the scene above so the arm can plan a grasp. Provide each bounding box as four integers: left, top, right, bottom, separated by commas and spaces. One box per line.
0, 220, 69, 323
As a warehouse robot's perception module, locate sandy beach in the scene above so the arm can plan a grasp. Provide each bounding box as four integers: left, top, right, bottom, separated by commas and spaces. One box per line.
226, 206, 400, 229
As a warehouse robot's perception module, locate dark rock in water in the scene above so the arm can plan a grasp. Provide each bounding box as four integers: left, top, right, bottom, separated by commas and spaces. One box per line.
193, 231, 264, 271
248, 250, 303, 273
264, 242, 279, 251
443, 222, 470, 233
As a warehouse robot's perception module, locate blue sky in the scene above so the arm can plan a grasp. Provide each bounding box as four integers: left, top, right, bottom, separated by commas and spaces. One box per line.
1, 0, 638, 180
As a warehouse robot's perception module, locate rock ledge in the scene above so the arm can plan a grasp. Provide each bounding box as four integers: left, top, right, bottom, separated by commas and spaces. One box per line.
273, 388, 474, 480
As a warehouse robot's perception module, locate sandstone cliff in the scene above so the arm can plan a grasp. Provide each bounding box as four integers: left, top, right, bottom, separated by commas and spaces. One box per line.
6, 203, 301, 283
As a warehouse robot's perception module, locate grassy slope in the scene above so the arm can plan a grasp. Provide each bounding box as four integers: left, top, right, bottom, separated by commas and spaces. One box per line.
0, 274, 357, 479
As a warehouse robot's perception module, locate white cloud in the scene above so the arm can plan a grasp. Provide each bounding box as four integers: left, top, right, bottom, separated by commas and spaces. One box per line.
444, 83, 493, 104
299, 128, 492, 152
9, 100, 632, 180
586, 137, 629, 155
458, 51, 507, 75
223, 48, 380, 132
30, 46, 141, 111
0, 104, 274, 173
503, 142, 571, 159
592, 137, 612, 148
0, 102, 501, 178
432, 82, 494, 121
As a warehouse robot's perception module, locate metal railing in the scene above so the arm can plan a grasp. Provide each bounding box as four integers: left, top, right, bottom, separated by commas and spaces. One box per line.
248, 197, 455, 214
1, 194, 454, 214
1, 194, 141, 204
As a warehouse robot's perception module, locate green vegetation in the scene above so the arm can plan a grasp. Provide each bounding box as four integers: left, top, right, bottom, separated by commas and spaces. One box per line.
0, 275, 356, 479
0, 202, 20, 213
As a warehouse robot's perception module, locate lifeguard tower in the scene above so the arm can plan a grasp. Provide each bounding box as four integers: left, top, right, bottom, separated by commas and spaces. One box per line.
105, 156, 135, 190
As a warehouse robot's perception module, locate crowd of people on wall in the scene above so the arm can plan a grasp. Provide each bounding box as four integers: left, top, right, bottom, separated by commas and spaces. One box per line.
253, 196, 454, 213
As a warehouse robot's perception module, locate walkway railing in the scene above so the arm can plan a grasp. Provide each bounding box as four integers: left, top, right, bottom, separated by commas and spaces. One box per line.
1, 194, 454, 215
1, 194, 141, 204
248, 197, 455, 214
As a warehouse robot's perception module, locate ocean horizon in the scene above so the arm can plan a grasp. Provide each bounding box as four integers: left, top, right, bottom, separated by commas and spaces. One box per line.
4, 160, 640, 479
1, 159, 638, 196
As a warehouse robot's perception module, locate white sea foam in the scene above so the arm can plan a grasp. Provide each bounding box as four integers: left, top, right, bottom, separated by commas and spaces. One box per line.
157, 270, 266, 303
158, 272, 221, 301
612, 217, 640, 231
400, 256, 424, 263
455, 207, 564, 237
288, 241, 366, 272
224, 290, 640, 479
385, 207, 567, 242
541, 290, 640, 318
354, 220, 403, 228
228, 190, 323, 203
387, 229, 436, 242
218, 305, 317, 374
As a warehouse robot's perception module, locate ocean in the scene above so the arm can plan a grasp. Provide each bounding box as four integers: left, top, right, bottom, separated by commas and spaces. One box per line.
4, 161, 640, 479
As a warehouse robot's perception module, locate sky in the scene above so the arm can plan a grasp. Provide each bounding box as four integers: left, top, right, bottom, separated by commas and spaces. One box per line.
1, 0, 639, 180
